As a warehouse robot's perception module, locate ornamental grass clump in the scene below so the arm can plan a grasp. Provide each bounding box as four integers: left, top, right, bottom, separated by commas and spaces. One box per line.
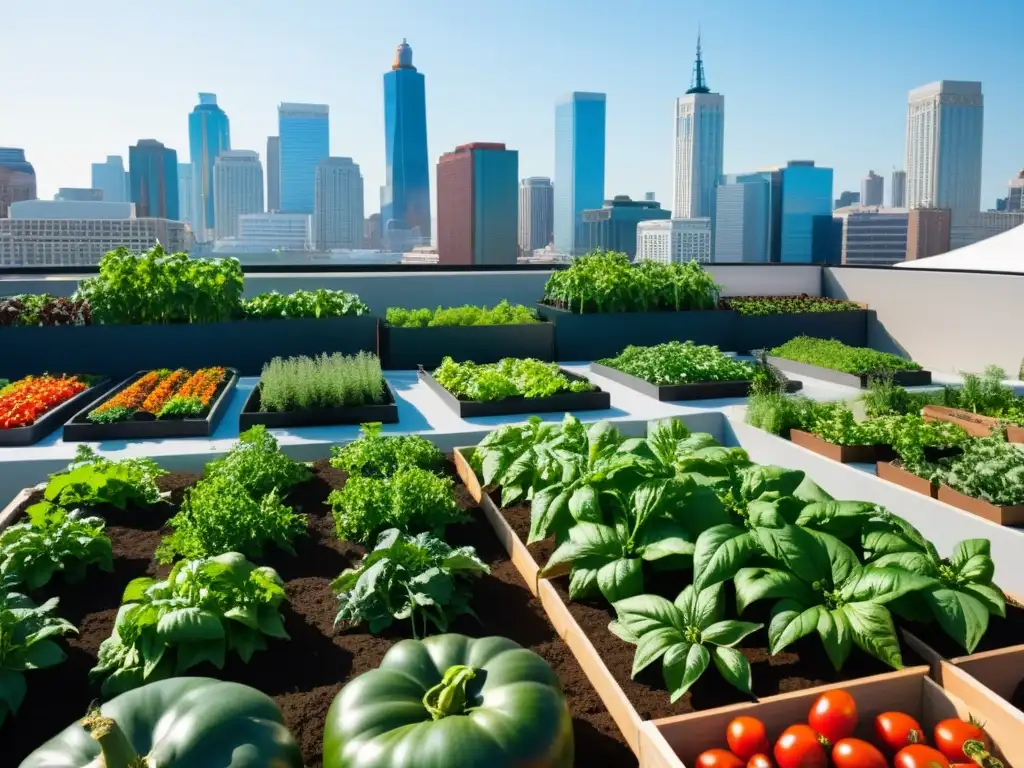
769, 336, 921, 375
598, 341, 755, 385
258, 352, 384, 412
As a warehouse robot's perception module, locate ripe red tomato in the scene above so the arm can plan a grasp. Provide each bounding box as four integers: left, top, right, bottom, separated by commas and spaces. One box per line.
808, 689, 858, 744
727, 716, 771, 760
894, 744, 951, 768
933, 718, 990, 761
774, 724, 827, 768
875, 711, 926, 752
747, 755, 773, 768
696, 749, 745, 768
832, 738, 887, 768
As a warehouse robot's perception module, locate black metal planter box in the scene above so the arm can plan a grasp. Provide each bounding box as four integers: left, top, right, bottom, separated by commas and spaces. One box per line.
535, 304, 737, 362
589, 362, 803, 402
418, 368, 611, 418
382, 323, 555, 370
0, 316, 379, 379
238, 379, 399, 431
0, 379, 112, 447
62, 369, 239, 442
765, 356, 933, 389
734, 310, 868, 352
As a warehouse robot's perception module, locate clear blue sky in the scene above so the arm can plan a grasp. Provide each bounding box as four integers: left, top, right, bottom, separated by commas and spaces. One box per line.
3, 0, 1022, 213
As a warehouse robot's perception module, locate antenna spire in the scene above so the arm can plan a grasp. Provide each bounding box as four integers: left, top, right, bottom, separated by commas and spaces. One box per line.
686, 29, 711, 94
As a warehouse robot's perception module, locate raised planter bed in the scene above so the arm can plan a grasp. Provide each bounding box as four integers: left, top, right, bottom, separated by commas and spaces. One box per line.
62, 369, 238, 441
454, 447, 930, 765
923, 404, 1006, 438
790, 428, 891, 464
382, 323, 555, 370
765, 355, 932, 389
937, 483, 1024, 526
875, 460, 938, 497
0, 316, 379, 378
1009, 425, 1024, 444
418, 368, 610, 418
535, 303, 737, 362
734, 308, 868, 352
589, 361, 802, 402
238, 379, 399, 430
0, 463, 637, 768
0, 377, 111, 447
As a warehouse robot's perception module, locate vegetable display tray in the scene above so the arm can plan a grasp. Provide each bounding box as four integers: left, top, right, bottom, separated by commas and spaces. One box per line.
922, 404, 1005, 439
937, 483, 1024, 527
382, 323, 555, 370
765, 356, 932, 389
588, 362, 802, 402
0, 379, 111, 447
875, 461, 938, 498
418, 368, 611, 418
238, 379, 399, 430
62, 369, 239, 441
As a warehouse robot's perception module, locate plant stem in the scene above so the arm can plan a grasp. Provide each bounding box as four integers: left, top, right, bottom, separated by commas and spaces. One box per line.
81, 710, 148, 768
422, 665, 477, 720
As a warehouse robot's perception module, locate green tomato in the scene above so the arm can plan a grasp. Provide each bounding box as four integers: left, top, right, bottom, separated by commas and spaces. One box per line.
324, 634, 574, 768
19, 677, 301, 768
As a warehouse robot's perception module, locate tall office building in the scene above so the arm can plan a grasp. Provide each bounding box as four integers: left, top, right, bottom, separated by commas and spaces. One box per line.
1008, 170, 1024, 212
861, 171, 884, 207
891, 169, 907, 208
437, 143, 518, 265
129, 139, 178, 219
554, 92, 606, 256
834, 206, 908, 266
751, 161, 833, 263
906, 208, 951, 261
578, 196, 670, 259
518, 177, 554, 257
0, 148, 37, 219
636, 219, 712, 264
213, 151, 264, 240
364, 213, 382, 249
55, 188, 103, 202
314, 157, 364, 250
177, 164, 193, 228
90, 156, 128, 204
714, 174, 770, 262
279, 103, 329, 213
835, 190, 860, 209
188, 93, 231, 242
382, 40, 431, 243
266, 136, 280, 212
672, 36, 724, 223
905, 81, 983, 232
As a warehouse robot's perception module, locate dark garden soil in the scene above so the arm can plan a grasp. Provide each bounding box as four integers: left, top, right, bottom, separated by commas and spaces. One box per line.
492, 490, 928, 722
901, 601, 1024, 659
6, 463, 635, 768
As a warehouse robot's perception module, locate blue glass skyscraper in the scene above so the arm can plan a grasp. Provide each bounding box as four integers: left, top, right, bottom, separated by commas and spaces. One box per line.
383, 40, 431, 244
129, 139, 178, 220
188, 93, 230, 242
554, 92, 606, 256
278, 103, 329, 213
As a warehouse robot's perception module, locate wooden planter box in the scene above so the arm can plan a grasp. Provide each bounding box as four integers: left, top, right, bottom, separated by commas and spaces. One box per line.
639, 664, 1020, 768
923, 405, 1005, 438
238, 379, 399, 430
1008, 426, 1024, 444
418, 368, 610, 418
588, 361, 802, 402
790, 428, 889, 464
937, 484, 1024, 526
765, 355, 932, 389
453, 447, 928, 765
0, 378, 111, 447
875, 460, 938, 498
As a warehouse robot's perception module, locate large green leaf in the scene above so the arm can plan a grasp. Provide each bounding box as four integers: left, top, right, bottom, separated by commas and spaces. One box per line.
752, 523, 830, 587
816, 608, 854, 671
631, 627, 684, 676
795, 501, 876, 539
541, 522, 624, 578
842, 602, 903, 669
569, 485, 602, 524
664, 642, 710, 702
674, 582, 724, 630
739, 465, 806, 501
596, 557, 643, 603
613, 594, 684, 636
768, 600, 822, 654
734, 567, 816, 614
701, 619, 762, 648
0, 669, 26, 715
692, 525, 757, 589
156, 607, 225, 643
528, 485, 572, 543
712, 645, 753, 693
962, 583, 1006, 617
840, 565, 935, 605
951, 539, 995, 583
637, 519, 695, 562
923, 588, 990, 654
21, 639, 66, 670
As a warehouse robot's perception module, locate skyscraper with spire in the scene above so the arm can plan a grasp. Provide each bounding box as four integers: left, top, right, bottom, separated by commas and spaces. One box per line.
672, 34, 724, 222
188, 93, 231, 242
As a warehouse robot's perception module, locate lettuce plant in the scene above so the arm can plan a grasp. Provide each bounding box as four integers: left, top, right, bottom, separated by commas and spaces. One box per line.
0, 505, 112, 589
41, 445, 166, 509
204, 425, 311, 498
432, 357, 594, 402
597, 341, 755, 385
330, 422, 443, 478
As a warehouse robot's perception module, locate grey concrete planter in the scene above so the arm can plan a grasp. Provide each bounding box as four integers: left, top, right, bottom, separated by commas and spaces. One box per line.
382, 323, 555, 370
590, 362, 803, 402
0, 316, 379, 378
766, 356, 932, 388
418, 368, 610, 418
238, 379, 399, 430
736, 310, 868, 352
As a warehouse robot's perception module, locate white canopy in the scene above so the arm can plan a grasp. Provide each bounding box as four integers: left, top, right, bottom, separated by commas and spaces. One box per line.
896, 222, 1024, 272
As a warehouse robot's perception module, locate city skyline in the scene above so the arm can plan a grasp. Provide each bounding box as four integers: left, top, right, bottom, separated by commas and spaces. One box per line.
2, 0, 1020, 217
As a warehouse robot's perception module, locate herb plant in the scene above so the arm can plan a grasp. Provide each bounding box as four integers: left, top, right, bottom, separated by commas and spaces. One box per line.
610, 583, 762, 702
0, 584, 76, 727
91, 552, 289, 697
598, 341, 755, 385
40, 445, 167, 509
723, 295, 861, 316
769, 337, 921, 375
744, 393, 816, 436
330, 422, 444, 478
386, 300, 539, 327
862, 376, 947, 418
0, 505, 112, 589
432, 357, 594, 402
935, 434, 1024, 506
204, 425, 312, 498
332, 528, 488, 637
242, 288, 368, 319
258, 352, 384, 412
0, 293, 91, 326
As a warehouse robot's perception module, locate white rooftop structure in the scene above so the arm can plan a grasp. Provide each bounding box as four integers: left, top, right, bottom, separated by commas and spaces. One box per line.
896, 218, 1024, 272
9, 200, 134, 219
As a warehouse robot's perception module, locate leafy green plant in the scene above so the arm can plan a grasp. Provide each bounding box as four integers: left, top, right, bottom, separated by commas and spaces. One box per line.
723, 295, 861, 316
91, 553, 289, 697
329, 467, 464, 544
598, 341, 755, 385
0, 583, 76, 726
330, 422, 444, 478
733, 526, 933, 670
432, 356, 594, 402
865, 415, 967, 476
0, 293, 91, 326
332, 528, 488, 638
40, 445, 167, 509
953, 365, 1017, 415
745, 392, 816, 436
748, 351, 792, 398
0, 505, 112, 589
204, 425, 312, 498
862, 376, 946, 418
386, 300, 539, 328
609, 583, 762, 702
935, 434, 1024, 506
769, 336, 921, 375
242, 288, 368, 319
258, 352, 384, 412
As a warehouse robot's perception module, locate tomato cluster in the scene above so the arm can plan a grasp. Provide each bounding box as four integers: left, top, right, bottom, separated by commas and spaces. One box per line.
0, 375, 87, 429
694, 689, 1002, 768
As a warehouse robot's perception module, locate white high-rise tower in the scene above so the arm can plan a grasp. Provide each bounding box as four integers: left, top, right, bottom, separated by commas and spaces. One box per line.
314, 157, 365, 250
672, 35, 724, 221
518, 177, 554, 257
213, 150, 264, 240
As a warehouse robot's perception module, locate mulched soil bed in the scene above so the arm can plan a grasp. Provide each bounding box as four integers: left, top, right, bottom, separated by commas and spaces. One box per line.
494, 490, 926, 722
901, 601, 1024, 659
6, 463, 635, 767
